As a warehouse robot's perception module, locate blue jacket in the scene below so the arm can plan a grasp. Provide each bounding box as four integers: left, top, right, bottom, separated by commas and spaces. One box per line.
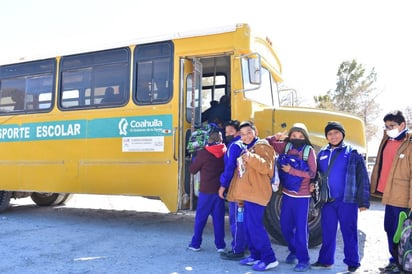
317, 142, 370, 208
220, 136, 245, 189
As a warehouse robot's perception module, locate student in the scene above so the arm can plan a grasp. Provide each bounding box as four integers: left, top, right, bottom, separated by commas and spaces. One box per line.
370, 110, 412, 274
311, 121, 370, 273
267, 123, 317, 272
218, 120, 248, 261
187, 130, 227, 253
226, 121, 279, 271
202, 95, 231, 127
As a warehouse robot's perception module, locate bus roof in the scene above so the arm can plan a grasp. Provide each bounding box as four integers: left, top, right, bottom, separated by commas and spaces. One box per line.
1, 23, 248, 66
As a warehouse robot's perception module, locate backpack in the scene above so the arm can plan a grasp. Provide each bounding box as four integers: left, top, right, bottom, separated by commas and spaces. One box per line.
274, 143, 312, 192
394, 211, 412, 273
186, 123, 219, 154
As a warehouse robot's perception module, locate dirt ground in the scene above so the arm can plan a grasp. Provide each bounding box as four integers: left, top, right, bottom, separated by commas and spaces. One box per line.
0, 195, 387, 274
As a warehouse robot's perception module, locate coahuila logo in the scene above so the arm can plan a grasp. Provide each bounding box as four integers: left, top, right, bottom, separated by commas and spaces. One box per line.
118, 117, 164, 136
118, 118, 129, 136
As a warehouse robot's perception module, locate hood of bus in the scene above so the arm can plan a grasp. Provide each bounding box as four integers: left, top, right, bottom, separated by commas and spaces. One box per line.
254, 106, 367, 154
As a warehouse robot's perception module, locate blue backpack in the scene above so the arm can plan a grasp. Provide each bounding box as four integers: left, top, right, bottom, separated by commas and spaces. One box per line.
276, 143, 311, 192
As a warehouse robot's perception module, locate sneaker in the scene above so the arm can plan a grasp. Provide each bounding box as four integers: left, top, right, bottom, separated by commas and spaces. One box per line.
252, 260, 279, 271
379, 262, 397, 272
348, 265, 359, 272
311, 261, 332, 269
388, 266, 402, 274
186, 246, 200, 252
294, 263, 310, 272
220, 250, 245, 260
285, 253, 297, 264
216, 248, 226, 253
239, 256, 259, 266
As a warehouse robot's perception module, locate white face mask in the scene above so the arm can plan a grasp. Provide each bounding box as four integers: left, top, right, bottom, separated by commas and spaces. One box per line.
386, 128, 400, 138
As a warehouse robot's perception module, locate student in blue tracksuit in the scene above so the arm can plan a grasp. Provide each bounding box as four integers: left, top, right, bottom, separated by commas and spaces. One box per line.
226, 121, 279, 272
311, 121, 370, 273
218, 120, 248, 260
267, 123, 317, 272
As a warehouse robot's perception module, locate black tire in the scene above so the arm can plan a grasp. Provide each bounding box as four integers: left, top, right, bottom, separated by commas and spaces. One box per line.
58, 194, 73, 205
0, 191, 12, 212
264, 192, 323, 248
31, 193, 71, 206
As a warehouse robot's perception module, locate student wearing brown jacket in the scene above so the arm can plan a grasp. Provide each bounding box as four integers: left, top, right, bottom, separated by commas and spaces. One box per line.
227, 121, 279, 271
370, 110, 412, 274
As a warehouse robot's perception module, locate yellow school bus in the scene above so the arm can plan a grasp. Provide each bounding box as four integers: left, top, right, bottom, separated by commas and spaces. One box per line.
0, 23, 366, 246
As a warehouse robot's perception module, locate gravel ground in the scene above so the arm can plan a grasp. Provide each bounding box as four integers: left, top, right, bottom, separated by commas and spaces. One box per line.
0, 195, 387, 274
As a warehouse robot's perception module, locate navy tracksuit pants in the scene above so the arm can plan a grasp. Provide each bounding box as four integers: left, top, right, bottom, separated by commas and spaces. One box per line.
244, 201, 277, 264
317, 198, 360, 268
280, 194, 310, 264
228, 201, 247, 253
384, 204, 408, 263
190, 192, 226, 250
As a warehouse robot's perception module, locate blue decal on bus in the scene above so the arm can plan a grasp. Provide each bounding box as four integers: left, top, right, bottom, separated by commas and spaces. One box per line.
0, 115, 172, 142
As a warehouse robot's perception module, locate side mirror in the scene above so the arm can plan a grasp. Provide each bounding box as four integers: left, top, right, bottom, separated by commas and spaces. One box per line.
248, 57, 261, 85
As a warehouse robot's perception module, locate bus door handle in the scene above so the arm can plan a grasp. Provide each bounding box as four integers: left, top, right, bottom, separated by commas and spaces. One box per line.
173, 127, 178, 161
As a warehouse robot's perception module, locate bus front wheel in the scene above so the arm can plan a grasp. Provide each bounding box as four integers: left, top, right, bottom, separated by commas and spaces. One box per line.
0, 191, 12, 212
31, 193, 72, 206
263, 192, 323, 248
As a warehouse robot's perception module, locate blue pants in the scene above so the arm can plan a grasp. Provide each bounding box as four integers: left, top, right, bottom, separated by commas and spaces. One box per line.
228, 201, 247, 253
190, 192, 226, 249
317, 198, 360, 267
280, 195, 310, 264
384, 204, 408, 263
244, 201, 277, 264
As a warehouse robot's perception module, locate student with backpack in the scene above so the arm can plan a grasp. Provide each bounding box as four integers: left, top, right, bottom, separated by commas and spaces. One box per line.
187, 130, 227, 253
218, 120, 249, 261
267, 123, 317, 272
370, 110, 412, 274
226, 121, 279, 271
311, 121, 370, 273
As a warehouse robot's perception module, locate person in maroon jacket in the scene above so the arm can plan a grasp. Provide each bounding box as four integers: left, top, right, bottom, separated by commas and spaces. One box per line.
187, 130, 227, 252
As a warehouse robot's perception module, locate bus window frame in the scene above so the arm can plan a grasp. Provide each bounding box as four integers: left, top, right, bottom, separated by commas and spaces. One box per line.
58, 47, 131, 110
133, 41, 174, 106
0, 59, 56, 114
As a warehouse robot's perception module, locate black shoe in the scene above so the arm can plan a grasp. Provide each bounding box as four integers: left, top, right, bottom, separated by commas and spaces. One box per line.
379, 262, 397, 273
311, 261, 332, 269
348, 265, 359, 272
220, 250, 245, 260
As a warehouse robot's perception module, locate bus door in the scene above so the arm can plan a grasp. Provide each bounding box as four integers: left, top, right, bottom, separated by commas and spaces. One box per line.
180, 57, 202, 210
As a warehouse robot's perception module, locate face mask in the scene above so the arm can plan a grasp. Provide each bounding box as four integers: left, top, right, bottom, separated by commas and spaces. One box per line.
290, 139, 306, 148
225, 135, 235, 143
386, 128, 400, 139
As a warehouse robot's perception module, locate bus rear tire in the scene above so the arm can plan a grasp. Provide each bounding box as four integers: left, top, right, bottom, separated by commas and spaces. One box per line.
31, 193, 72, 206
0, 191, 12, 212
264, 192, 323, 248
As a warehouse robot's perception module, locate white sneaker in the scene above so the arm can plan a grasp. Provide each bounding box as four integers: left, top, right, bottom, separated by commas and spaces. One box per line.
252, 260, 279, 271
187, 246, 200, 252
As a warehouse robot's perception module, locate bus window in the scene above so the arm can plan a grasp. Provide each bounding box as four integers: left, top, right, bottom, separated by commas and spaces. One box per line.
186, 73, 202, 127
201, 74, 226, 111
59, 48, 130, 109
244, 66, 278, 107
134, 42, 173, 105
0, 59, 55, 113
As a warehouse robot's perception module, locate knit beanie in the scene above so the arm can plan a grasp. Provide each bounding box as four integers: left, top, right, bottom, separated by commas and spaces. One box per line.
325, 121, 345, 138
288, 123, 310, 141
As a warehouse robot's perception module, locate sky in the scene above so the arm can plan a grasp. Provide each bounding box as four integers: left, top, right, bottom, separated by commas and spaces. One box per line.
1, 0, 410, 151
